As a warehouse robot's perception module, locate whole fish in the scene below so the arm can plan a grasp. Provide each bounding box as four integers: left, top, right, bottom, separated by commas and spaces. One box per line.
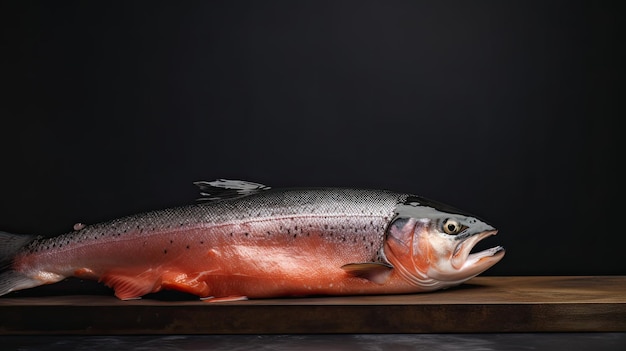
0, 180, 504, 301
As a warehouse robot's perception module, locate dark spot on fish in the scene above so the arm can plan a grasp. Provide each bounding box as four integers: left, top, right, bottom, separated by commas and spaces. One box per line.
308, 224, 312, 228
186, 245, 190, 249
170, 240, 174, 244
287, 229, 291, 235
370, 242, 374, 247
294, 226, 298, 230
266, 231, 271, 236
280, 225, 283, 230
363, 225, 367, 230
354, 228, 358, 232
293, 234, 297, 238
230, 232, 233, 236
324, 225, 328, 230
164, 249, 167, 254
200, 241, 204, 244
341, 225, 345, 230
180, 223, 184, 226
244, 232, 249, 237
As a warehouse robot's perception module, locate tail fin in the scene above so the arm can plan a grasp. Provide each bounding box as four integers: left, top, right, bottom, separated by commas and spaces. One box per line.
0, 231, 41, 296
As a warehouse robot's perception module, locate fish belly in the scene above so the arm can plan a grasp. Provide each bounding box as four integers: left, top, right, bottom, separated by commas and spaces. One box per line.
13, 215, 389, 299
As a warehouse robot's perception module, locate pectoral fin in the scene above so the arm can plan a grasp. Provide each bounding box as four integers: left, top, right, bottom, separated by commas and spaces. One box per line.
341, 262, 394, 284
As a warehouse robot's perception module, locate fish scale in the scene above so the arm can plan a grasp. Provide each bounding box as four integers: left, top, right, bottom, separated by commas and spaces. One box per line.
0, 180, 504, 300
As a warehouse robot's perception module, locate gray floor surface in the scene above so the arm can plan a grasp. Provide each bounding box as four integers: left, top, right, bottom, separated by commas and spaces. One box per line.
2, 333, 625, 351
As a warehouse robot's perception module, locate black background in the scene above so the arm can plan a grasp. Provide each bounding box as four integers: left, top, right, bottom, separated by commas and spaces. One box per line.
0, 1, 622, 276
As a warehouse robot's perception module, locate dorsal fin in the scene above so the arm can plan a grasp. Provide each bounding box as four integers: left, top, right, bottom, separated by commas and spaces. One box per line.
194, 179, 271, 201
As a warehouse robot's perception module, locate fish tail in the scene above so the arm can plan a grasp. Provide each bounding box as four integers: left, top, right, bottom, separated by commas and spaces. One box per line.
0, 231, 40, 296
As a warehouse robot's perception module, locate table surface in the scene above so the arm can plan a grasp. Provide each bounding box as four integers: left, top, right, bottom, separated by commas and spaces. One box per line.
0, 276, 624, 334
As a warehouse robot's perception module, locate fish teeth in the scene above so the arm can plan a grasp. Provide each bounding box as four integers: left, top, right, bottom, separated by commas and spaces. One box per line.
463, 246, 505, 270
451, 230, 498, 269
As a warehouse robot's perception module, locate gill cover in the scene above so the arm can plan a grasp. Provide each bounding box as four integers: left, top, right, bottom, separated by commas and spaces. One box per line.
383, 216, 439, 287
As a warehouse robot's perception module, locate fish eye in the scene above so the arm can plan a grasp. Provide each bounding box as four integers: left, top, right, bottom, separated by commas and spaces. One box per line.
441, 218, 463, 235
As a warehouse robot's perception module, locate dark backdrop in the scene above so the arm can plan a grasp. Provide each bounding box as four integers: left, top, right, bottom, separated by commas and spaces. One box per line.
1, 1, 622, 276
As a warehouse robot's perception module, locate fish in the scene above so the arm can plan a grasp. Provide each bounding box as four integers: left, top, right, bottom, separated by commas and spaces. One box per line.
0, 179, 504, 301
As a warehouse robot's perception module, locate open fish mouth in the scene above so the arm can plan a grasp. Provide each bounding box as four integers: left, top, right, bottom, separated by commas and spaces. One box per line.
451, 230, 505, 271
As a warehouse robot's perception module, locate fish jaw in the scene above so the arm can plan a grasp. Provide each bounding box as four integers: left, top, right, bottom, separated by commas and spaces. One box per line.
443, 230, 505, 280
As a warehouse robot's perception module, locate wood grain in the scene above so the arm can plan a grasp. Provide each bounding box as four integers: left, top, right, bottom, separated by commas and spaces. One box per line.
0, 276, 624, 334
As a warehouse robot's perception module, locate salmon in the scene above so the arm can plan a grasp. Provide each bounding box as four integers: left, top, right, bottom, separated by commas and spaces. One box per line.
0, 180, 504, 301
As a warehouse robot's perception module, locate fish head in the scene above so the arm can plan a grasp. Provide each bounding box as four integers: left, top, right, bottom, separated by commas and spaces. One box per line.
383, 197, 505, 289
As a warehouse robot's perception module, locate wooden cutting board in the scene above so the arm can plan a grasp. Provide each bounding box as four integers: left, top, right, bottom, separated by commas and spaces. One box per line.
0, 276, 624, 334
